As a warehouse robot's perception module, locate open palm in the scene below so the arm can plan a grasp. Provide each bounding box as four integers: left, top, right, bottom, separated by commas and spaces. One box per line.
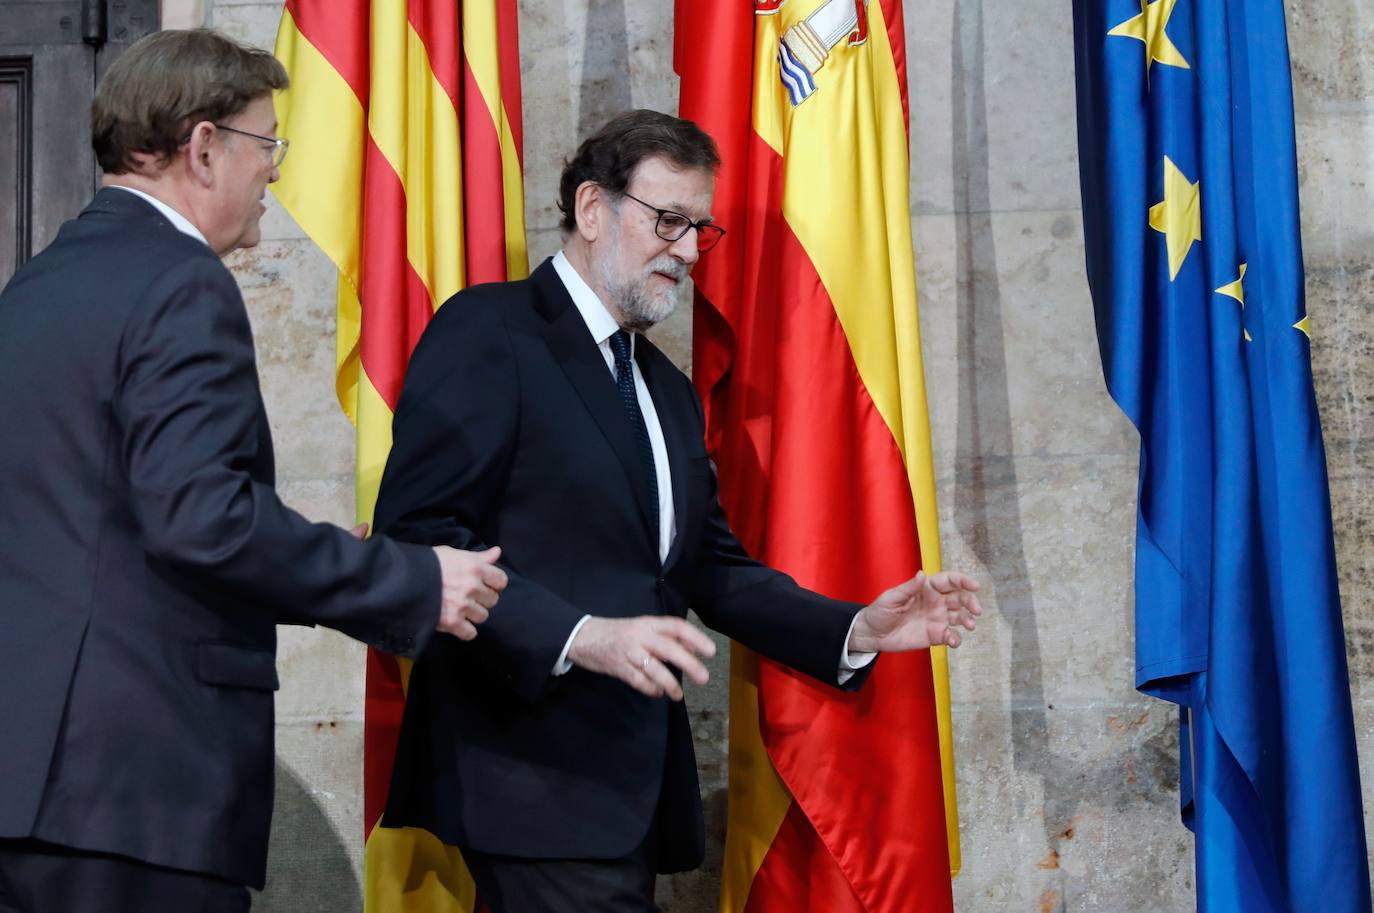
850, 570, 984, 654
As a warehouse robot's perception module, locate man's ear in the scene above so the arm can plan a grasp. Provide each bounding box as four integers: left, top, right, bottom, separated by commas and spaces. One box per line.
184, 120, 218, 187
573, 180, 603, 243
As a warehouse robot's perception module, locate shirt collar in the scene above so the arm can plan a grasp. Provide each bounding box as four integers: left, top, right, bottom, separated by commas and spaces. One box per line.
552, 250, 630, 352
108, 185, 210, 247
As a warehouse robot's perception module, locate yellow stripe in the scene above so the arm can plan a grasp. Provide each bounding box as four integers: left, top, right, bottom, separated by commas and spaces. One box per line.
271, 11, 369, 423
335, 279, 363, 426
718, 647, 794, 913
366, 1, 466, 305
460, 0, 501, 124
364, 824, 477, 912
498, 112, 530, 280
749, 1, 961, 877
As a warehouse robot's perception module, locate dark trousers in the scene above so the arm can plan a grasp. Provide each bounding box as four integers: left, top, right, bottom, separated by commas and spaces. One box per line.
462, 827, 660, 913
0, 839, 250, 913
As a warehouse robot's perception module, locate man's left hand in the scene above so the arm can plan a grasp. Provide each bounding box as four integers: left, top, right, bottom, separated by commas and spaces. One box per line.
848, 571, 983, 654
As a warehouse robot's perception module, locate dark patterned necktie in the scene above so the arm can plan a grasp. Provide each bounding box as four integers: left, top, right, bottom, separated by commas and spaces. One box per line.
609, 329, 659, 546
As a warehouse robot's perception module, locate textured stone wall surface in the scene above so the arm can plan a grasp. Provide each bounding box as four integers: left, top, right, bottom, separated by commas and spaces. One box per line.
176, 1, 1372, 910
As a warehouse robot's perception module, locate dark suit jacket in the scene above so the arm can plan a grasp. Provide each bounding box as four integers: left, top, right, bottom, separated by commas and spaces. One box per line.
373, 258, 870, 873
0, 189, 441, 888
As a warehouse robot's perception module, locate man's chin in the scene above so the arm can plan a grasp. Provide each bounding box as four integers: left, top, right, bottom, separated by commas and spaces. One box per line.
625, 299, 677, 333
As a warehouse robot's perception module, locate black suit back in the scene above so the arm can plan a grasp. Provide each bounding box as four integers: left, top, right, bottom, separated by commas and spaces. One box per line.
0, 190, 440, 888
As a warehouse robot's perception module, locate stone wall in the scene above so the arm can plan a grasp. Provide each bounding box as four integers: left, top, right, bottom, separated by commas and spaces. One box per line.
179, 1, 1373, 910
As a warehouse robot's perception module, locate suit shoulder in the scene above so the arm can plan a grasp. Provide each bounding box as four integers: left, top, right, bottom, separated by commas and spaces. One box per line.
428, 278, 538, 333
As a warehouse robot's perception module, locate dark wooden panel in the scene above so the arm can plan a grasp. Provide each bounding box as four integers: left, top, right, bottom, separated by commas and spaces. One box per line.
28, 42, 94, 254
94, 0, 159, 81
0, 0, 159, 285
0, 59, 31, 283
0, 3, 84, 47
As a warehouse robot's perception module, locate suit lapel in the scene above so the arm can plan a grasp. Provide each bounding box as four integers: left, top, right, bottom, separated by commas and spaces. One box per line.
531, 262, 658, 545
637, 340, 690, 572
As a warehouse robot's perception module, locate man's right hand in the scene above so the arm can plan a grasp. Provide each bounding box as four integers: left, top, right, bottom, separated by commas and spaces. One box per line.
567, 616, 717, 700
432, 546, 507, 640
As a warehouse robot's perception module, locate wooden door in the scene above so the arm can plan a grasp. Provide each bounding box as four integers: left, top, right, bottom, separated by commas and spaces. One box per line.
0, 0, 158, 286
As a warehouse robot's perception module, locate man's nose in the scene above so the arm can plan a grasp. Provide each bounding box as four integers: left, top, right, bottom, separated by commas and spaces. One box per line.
669, 229, 700, 267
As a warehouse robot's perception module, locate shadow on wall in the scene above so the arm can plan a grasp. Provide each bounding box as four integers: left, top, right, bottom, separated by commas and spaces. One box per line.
252, 759, 362, 913
579, 0, 633, 139
949, 0, 1183, 898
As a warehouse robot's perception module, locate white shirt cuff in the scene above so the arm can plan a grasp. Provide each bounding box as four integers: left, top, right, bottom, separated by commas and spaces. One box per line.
553, 614, 593, 675
838, 612, 877, 685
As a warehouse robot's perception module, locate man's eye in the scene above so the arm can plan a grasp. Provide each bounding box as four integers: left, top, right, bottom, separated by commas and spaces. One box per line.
659, 214, 691, 231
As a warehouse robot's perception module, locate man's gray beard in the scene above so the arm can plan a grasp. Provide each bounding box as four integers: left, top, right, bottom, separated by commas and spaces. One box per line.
598, 257, 686, 332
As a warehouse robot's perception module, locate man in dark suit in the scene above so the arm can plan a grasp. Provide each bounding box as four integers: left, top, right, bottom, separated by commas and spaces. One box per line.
0, 30, 506, 913
372, 110, 983, 912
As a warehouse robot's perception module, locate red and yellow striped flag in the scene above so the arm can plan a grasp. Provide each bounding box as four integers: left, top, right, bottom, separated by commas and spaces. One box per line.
676, 2, 957, 911
270, 2, 526, 909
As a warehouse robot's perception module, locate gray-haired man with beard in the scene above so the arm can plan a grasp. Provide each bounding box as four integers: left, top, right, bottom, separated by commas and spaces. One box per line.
369, 109, 982, 912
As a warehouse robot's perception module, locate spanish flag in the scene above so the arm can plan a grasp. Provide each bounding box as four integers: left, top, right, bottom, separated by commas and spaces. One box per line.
270, 2, 526, 909
675, 2, 957, 910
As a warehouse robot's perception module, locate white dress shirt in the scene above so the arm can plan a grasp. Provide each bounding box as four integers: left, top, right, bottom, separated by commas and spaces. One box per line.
108, 185, 209, 246
547, 252, 873, 681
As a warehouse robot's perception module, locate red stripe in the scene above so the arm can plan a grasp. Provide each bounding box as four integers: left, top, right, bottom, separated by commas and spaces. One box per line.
496, 0, 524, 165
359, 138, 437, 409
877, 0, 911, 138
284, 0, 372, 105
461, 55, 511, 285
364, 650, 406, 834
743, 803, 863, 913
408, 0, 462, 105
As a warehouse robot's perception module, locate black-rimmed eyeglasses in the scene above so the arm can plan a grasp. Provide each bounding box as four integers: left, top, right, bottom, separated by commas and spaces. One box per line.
620, 191, 726, 253
208, 124, 290, 168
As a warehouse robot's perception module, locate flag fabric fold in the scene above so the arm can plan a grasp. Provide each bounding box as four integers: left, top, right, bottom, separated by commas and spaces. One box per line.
1072, 1, 1370, 910
271, 2, 526, 910
676, 2, 958, 911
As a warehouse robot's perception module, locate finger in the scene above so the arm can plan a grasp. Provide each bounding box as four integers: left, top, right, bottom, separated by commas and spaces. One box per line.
888, 571, 924, 600
945, 628, 962, 648
480, 564, 509, 590
933, 571, 981, 593
477, 545, 502, 564
349, 522, 369, 539
464, 601, 490, 625
452, 620, 479, 641
642, 657, 685, 701
625, 662, 665, 699
656, 618, 716, 658
472, 585, 500, 610
649, 636, 710, 685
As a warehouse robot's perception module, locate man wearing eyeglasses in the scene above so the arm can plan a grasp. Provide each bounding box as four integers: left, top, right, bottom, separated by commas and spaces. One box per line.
371, 109, 982, 912
0, 29, 506, 913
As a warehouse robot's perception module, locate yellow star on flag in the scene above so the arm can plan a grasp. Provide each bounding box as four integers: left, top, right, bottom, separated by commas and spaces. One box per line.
1294, 315, 1311, 338
1109, 0, 1191, 75
1215, 262, 1252, 342
1149, 156, 1202, 280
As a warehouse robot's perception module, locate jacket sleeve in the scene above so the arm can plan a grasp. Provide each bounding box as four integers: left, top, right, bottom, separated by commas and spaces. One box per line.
680, 377, 873, 691
116, 256, 440, 658
372, 295, 586, 702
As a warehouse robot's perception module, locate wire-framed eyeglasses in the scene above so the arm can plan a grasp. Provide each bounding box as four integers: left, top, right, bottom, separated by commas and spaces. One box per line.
620, 191, 726, 253
212, 124, 290, 168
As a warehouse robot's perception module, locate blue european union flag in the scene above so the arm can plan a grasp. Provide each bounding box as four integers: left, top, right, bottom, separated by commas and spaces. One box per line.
1072, 0, 1370, 909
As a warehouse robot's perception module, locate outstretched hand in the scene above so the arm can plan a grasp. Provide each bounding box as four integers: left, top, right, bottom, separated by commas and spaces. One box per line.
849, 571, 983, 654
